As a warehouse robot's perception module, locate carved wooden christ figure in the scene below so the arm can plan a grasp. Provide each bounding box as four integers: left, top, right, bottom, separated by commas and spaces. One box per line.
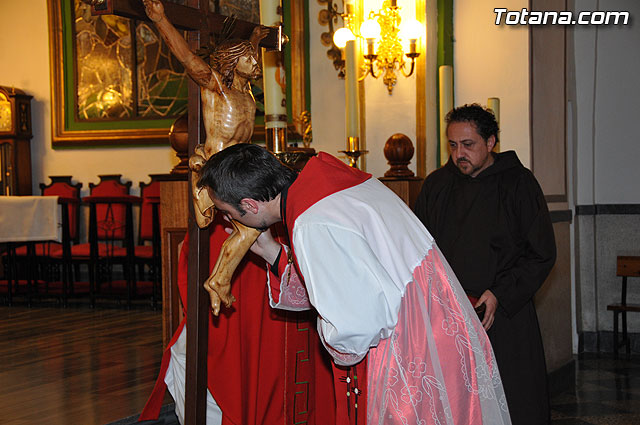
142, 0, 265, 314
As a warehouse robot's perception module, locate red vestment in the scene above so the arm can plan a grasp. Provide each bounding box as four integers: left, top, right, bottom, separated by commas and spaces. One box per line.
140, 215, 289, 424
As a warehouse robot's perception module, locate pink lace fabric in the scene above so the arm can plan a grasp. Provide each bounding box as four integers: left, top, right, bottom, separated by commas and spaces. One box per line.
267, 245, 311, 311
367, 246, 511, 425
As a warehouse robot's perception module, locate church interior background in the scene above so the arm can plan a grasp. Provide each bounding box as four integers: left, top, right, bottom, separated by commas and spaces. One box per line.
1, 0, 639, 423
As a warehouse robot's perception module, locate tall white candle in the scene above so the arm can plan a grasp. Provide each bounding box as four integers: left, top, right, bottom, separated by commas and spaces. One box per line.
487, 97, 500, 152
260, 0, 287, 132
345, 39, 359, 144
487, 97, 500, 126
438, 65, 453, 166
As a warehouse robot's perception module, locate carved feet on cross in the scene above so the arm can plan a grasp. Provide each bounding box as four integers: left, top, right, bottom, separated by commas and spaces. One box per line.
204, 220, 262, 315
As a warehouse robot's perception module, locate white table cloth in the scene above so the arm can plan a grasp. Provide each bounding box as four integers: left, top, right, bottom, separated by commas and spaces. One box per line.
0, 196, 61, 243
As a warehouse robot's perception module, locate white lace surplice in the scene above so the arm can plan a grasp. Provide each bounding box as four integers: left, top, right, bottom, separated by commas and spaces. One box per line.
267, 179, 511, 424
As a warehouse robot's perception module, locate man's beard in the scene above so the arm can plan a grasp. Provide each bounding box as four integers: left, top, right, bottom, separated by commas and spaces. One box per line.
237, 67, 262, 80
456, 159, 483, 176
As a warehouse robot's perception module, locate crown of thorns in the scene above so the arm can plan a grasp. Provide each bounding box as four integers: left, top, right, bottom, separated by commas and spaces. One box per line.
195, 15, 238, 59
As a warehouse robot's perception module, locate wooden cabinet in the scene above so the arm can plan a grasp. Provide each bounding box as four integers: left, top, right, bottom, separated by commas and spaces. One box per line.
158, 174, 189, 347
379, 176, 424, 209
0, 86, 33, 195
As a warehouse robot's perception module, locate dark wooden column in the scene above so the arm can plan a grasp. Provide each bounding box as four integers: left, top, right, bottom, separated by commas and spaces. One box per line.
184, 2, 209, 423
81, 3, 282, 422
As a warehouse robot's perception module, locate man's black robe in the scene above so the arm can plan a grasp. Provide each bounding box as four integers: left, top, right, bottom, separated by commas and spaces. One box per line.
414, 150, 556, 425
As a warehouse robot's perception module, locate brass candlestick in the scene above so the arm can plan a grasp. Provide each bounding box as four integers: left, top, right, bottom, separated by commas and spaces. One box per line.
340, 136, 368, 168
339, 150, 369, 168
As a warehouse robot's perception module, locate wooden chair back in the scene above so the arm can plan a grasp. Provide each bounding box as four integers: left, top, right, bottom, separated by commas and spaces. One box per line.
139, 175, 162, 243
88, 175, 131, 241
39, 176, 82, 243
83, 195, 142, 308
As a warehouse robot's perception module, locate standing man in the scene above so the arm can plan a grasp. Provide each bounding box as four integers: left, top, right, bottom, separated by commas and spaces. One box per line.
413, 103, 556, 425
199, 143, 512, 425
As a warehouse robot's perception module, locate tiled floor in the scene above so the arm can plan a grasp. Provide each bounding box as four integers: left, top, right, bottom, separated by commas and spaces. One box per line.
117, 351, 640, 425
551, 353, 640, 424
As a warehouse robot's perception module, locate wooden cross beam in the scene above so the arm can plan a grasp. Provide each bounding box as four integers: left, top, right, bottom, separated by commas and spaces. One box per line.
87, 0, 282, 49
82, 1, 282, 424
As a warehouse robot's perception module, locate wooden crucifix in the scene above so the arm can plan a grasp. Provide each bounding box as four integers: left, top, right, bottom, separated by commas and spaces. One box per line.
82, 1, 282, 424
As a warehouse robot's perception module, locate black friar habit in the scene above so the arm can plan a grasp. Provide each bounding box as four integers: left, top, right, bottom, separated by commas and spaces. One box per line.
413, 150, 556, 425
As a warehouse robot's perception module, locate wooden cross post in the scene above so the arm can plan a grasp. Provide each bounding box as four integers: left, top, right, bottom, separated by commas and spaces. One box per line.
84, 1, 281, 423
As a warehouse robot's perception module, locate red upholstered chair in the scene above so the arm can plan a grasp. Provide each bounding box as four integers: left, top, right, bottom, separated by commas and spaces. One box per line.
136, 175, 162, 309
83, 195, 143, 308
47, 197, 81, 306
71, 175, 132, 306
40, 176, 82, 244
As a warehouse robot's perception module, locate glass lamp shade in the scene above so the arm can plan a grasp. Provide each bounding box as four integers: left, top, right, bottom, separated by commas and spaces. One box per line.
360, 19, 381, 40
333, 27, 355, 48
400, 19, 423, 42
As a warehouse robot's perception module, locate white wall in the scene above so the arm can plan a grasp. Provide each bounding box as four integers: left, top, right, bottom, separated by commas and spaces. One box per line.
573, 0, 640, 205
309, 0, 435, 178
571, 0, 640, 340
0, 0, 179, 197
453, 0, 530, 167
307, 0, 347, 164
2, 0, 431, 194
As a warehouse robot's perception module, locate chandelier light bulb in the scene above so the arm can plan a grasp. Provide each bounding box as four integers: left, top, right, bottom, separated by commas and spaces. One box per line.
360, 19, 381, 40
400, 19, 423, 42
333, 27, 355, 48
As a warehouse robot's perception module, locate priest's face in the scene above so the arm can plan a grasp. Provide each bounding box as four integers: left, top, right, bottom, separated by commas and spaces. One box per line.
208, 191, 270, 232
447, 121, 496, 178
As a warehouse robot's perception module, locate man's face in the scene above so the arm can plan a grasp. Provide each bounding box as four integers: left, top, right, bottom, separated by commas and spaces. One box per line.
207, 189, 269, 231
235, 52, 261, 80
447, 121, 495, 177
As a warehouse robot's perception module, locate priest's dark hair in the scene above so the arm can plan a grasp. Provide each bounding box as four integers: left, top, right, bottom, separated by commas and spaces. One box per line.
199, 143, 297, 212
446, 103, 500, 146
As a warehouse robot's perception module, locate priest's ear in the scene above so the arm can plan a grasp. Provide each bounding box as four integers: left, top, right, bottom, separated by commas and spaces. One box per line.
486, 135, 497, 151
239, 198, 260, 215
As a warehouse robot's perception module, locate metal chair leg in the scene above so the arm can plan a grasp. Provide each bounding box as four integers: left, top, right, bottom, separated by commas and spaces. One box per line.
613, 311, 619, 357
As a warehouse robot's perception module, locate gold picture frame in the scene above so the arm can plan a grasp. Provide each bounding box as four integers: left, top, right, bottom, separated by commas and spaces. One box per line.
47, 0, 308, 147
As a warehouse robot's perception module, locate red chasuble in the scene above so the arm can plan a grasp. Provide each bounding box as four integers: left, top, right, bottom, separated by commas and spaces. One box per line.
141, 153, 372, 425
140, 214, 290, 424
274, 152, 372, 425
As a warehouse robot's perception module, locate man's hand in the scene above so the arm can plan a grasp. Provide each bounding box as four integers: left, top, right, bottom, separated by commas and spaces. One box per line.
476, 289, 498, 331
142, 0, 165, 23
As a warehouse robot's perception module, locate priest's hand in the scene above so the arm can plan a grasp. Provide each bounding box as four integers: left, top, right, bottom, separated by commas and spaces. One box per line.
476, 290, 498, 330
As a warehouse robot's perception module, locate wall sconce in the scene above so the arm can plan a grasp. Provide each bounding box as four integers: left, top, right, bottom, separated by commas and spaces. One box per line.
319, 0, 423, 94
359, 1, 422, 94
318, 0, 356, 78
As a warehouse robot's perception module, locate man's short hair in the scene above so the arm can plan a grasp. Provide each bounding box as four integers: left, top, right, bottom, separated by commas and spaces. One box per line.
199, 143, 298, 213
211, 39, 255, 88
446, 103, 500, 145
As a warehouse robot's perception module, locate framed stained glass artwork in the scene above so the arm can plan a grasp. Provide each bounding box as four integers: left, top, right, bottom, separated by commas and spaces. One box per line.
47, 0, 309, 147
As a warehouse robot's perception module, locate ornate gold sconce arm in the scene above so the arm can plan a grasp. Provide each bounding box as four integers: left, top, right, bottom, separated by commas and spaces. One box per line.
318, 0, 349, 78
323, 0, 423, 94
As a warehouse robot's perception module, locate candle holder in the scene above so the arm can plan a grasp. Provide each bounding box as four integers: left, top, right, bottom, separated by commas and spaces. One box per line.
339, 149, 369, 168
275, 148, 316, 171
265, 124, 287, 154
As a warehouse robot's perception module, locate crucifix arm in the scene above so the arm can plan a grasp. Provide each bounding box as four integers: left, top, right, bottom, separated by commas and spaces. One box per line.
143, 0, 222, 92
